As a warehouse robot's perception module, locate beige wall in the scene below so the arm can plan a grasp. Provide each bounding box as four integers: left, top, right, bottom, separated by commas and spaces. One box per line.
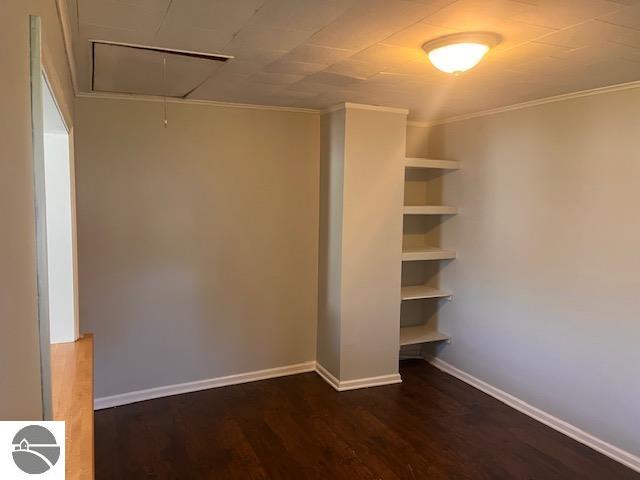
75, 96, 319, 398
408, 86, 640, 456
340, 107, 405, 381
0, 0, 74, 419
318, 105, 405, 382
317, 109, 345, 377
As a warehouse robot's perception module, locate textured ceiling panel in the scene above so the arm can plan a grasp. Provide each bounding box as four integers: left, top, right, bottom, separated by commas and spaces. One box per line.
248, 0, 354, 31
154, 24, 236, 53
79, 0, 168, 34
160, 0, 265, 32
74, 0, 640, 122
92, 43, 226, 97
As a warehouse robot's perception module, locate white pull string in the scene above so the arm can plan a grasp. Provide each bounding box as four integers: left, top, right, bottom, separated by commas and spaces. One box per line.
162, 56, 168, 128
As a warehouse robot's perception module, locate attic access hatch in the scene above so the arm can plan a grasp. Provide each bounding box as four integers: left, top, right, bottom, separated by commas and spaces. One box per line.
91, 41, 233, 98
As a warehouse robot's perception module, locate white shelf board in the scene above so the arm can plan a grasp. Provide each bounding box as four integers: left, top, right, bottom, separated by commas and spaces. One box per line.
400, 325, 450, 346
401, 285, 451, 301
405, 158, 461, 170
404, 205, 458, 215
402, 246, 456, 261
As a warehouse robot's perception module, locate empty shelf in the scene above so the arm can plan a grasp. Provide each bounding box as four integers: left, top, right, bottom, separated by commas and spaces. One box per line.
400, 326, 450, 346
404, 205, 458, 215
402, 246, 456, 261
405, 158, 461, 170
401, 285, 451, 301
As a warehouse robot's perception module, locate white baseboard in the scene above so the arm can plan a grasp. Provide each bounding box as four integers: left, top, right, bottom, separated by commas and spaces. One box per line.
427, 357, 640, 474
96, 360, 404, 410
314, 363, 341, 389
94, 361, 317, 410
315, 362, 402, 391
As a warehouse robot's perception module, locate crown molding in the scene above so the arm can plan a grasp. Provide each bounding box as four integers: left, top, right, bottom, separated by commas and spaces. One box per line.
79, 80, 640, 125
406, 119, 434, 127
75, 91, 321, 114
322, 102, 409, 115
407, 80, 640, 128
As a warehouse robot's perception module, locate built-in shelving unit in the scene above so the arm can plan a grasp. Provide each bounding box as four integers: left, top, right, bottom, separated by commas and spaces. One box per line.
399, 156, 460, 347
400, 325, 450, 346
401, 285, 451, 301
402, 246, 456, 262
403, 205, 458, 215
405, 157, 461, 170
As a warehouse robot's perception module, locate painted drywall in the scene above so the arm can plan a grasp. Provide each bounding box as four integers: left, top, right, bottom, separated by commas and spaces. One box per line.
407, 86, 640, 456
74, 96, 319, 398
317, 106, 405, 382
44, 132, 75, 344
317, 109, 345, 377
0, 0, 75, 420
340, 107, 405, 381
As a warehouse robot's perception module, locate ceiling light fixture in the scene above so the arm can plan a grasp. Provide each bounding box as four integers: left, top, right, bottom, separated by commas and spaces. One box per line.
422, 32, 501, 75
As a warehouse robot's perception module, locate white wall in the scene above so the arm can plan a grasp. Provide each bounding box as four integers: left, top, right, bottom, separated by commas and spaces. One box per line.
43, 132, 76, 343
75, 96, 319, 399
407, 86, 640, 458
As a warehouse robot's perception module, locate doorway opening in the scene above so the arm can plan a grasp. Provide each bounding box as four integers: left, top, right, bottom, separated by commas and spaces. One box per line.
30, 14, 79, 419
41, 74, 77, 344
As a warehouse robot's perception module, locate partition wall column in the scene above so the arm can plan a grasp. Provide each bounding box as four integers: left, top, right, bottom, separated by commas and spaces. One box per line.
317, 103, 407, 388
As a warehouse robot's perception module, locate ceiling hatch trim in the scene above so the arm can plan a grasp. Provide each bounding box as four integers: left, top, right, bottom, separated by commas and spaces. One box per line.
89, 40, 235, 61
90, 40, 234, 98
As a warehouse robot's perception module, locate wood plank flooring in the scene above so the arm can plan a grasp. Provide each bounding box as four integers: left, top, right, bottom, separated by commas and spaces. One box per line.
51, 334, 94, 479
95, 359, 639, 479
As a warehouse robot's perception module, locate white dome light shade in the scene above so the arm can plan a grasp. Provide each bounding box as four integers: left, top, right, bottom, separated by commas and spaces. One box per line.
428, 43, 490, 74
423, 33, 501, 74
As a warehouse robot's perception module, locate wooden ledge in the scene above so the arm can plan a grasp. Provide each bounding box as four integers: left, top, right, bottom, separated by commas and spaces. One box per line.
51, 334, 94, 479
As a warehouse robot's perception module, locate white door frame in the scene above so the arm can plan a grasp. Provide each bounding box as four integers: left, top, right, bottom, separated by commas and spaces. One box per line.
29, 15, 79, 420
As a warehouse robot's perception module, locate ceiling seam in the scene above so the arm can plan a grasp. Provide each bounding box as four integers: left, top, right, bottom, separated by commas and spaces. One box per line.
188, 1, 272, 99
153, 0, 174, 41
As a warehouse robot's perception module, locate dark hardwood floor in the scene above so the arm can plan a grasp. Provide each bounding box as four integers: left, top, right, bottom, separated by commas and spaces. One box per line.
95, 359, 638, 479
